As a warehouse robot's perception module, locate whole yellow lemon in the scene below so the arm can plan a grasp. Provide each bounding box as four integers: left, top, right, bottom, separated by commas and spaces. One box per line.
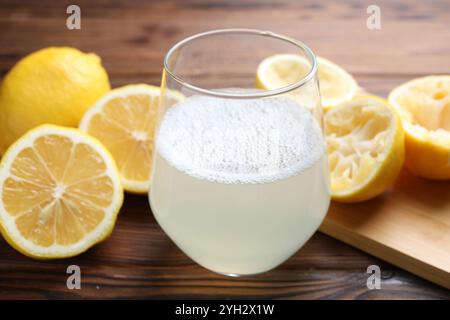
0, 47, 110, 154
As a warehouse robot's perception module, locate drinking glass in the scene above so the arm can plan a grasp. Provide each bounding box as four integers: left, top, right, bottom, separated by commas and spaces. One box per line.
149, 29, 330, 276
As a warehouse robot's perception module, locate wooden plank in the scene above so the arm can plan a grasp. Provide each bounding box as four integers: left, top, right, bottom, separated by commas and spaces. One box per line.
321, 170, 450, 289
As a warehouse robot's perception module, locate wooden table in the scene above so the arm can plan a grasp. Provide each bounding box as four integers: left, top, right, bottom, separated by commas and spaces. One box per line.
0, 0, 449, 299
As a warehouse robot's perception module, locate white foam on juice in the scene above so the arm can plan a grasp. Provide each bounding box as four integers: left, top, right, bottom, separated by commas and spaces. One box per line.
156, 94, 325, 184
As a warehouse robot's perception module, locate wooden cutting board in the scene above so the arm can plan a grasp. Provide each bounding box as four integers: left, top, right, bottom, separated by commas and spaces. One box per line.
320, 169, 450, 289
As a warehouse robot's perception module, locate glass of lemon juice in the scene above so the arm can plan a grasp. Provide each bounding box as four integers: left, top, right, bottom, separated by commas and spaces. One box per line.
149, 29, 330, 276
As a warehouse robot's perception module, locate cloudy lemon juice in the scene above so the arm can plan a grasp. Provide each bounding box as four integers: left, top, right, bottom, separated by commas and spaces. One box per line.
149, 94, 330, 275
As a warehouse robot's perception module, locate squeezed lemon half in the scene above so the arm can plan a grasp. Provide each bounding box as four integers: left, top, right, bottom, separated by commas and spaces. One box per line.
389, 76, 450, 180
325, 95, 405, 202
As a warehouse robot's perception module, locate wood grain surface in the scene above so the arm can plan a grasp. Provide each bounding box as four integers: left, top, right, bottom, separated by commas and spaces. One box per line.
321, 169, 450, 289
0, 0, 449, 299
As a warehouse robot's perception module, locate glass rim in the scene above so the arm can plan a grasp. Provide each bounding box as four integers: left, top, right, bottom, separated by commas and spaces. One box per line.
163, 28, 318, 99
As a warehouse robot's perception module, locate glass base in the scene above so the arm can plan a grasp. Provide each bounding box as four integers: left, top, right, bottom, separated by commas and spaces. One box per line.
208, 268, 272, 278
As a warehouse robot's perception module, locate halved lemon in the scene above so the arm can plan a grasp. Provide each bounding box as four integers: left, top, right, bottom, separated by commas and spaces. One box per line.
325, 95, 405, 202
0, 125, 123, 259
389, 76, 450, 180
256, 54, 359, 108
79, 84, 184, 193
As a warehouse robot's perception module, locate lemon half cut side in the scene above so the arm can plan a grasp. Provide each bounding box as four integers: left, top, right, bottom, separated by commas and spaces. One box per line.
80, 84, 184, 194
0, 125, 124, 259
256, 54, 359, 108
